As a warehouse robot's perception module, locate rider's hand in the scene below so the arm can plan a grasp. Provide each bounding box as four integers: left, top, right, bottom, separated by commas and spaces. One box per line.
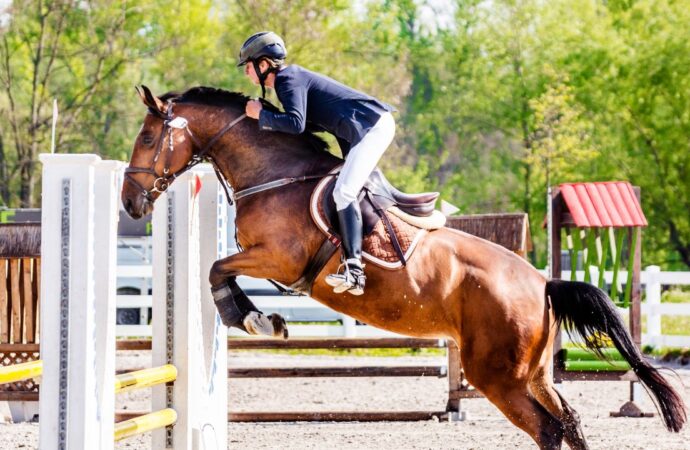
245, 100, 262, 119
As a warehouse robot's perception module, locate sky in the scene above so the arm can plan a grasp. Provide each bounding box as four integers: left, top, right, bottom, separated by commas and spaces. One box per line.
0, 0, 10, 28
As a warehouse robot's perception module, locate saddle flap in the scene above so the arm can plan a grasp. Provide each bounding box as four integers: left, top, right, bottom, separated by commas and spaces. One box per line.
310, 168, 427, 270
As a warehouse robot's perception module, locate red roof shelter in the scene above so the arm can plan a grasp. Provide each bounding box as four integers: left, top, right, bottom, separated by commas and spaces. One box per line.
559, 182, 647, 228
549, 181, 649, 417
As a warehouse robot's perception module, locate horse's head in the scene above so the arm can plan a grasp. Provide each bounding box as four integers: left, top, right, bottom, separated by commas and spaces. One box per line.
122, 85, 197, 219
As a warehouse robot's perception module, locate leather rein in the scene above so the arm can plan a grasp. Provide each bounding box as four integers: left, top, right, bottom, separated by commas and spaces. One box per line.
125, 100, 335, 205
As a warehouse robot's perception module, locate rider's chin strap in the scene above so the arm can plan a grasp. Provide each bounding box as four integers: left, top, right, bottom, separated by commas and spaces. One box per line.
252, 59, 271, 99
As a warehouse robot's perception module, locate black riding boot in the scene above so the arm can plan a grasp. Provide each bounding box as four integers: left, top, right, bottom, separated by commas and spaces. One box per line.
325, 202, 366, 295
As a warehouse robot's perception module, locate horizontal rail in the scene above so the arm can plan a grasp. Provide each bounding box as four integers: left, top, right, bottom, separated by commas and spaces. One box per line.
116, 295, 152, 308
0, 391, 39, 401
0, 343, 40, 352
116, 337, 446, 351
228, 366, 447, 378
228, 411, 449, 422
115, 365, 177, 393
554, 369, 637, 382
115, 410, 448, 423
116, 265, 152, 278
228, 337, 446, 349
114, 408, 177, 441
0, 360, 42, 384
116, 340, 153, 351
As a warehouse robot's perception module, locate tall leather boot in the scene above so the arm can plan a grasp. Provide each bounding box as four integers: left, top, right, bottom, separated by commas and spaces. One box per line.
325, 202, 366, 295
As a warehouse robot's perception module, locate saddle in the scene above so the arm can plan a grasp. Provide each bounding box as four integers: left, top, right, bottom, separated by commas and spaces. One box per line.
291, 167, 445, 294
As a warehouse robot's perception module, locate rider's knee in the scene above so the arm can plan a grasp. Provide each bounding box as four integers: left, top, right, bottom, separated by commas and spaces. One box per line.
333, 184, 357, 210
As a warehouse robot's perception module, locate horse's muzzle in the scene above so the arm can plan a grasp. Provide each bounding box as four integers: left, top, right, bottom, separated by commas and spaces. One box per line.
122, 179, 154, 219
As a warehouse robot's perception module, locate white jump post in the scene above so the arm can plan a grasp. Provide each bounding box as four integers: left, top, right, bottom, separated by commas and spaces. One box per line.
38, 154, 227, 450
151, 166, 228, 450
38, 154, 121, 449
645, 265, 662, 348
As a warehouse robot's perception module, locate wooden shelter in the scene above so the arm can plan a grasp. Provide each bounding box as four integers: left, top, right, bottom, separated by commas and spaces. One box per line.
0, 223, 42, 404
549, 181, 650, 417
446, 213, 532, 257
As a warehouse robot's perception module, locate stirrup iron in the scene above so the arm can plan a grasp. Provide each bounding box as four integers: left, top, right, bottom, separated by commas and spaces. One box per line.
325, 258, 366, 295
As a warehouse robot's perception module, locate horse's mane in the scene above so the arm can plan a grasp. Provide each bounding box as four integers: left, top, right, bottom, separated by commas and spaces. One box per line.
161, 86, 330, 154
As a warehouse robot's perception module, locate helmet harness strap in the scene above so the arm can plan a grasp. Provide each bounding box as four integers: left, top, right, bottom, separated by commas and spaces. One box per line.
252, 59, 272, 99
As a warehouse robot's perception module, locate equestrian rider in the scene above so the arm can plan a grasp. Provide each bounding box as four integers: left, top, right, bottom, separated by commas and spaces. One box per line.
238, 31, 395, 296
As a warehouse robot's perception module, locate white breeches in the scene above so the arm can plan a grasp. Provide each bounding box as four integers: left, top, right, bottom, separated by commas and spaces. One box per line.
333, 112, 396, 211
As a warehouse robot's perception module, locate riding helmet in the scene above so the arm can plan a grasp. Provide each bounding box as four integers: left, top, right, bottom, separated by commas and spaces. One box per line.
237, 31, 287, 66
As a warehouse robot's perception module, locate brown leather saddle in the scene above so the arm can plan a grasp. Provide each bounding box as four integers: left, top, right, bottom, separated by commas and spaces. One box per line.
291, 167, 439, 294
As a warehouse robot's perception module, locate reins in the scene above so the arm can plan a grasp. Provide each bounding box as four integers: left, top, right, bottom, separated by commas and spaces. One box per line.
233, 173, 336, 201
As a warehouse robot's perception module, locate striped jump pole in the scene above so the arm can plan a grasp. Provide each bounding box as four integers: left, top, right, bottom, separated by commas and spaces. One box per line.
115, 409, 178, 442
114, 365, 178, 394
0, 360, 43, 384
2, 361, 178, 394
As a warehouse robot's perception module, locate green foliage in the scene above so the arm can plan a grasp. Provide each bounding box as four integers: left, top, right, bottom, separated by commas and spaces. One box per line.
662, 289, 690, 304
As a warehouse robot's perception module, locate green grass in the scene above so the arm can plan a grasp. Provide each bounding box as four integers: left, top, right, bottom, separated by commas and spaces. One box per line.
639, 315, 690, 336
661, 289, 690, 303
232, 348, 446, 357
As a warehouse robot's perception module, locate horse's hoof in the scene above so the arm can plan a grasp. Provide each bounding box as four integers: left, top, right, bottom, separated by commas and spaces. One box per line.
269, 314, 289, 340
243, 312, 289, 339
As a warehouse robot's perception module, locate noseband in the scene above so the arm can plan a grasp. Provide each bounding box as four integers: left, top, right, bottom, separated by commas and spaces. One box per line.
125, 101, 246, 202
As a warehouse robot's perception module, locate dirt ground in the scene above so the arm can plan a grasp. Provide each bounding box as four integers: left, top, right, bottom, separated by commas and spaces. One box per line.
1, 351, 689, 449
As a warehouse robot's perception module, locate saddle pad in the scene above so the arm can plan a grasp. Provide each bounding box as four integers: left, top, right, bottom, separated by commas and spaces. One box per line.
310, 167, 426, 270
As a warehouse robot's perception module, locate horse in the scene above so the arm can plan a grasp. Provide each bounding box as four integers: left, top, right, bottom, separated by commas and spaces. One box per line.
121, 85, 686, 449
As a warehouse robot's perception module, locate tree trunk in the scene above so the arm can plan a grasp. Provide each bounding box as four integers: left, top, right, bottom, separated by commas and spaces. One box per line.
19, 158, 34, 208
669, 221, 690, 269
0, 132, 8, 206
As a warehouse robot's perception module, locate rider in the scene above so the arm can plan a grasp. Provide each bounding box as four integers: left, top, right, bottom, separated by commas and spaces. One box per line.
238, 31, 395, 296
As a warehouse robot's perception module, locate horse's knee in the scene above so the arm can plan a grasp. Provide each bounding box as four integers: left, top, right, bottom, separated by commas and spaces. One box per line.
209, 260, 229, 287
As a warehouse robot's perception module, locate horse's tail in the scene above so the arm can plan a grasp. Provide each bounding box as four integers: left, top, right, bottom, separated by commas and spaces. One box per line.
546, 279, 687, 432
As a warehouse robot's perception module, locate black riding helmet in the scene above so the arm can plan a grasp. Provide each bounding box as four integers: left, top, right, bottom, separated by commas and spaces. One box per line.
237, 31, 287, 66
238, 31, 287, 98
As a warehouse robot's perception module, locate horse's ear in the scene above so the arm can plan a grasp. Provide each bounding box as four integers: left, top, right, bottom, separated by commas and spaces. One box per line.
136, 85, 166, 114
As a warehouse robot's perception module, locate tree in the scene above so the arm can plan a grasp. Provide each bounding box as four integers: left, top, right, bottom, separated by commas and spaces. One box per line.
0, 0, 220, 207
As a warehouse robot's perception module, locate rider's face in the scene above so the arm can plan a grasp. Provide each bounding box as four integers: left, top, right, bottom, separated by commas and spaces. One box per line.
244, 63, 259, 85
244, 60, 269, 85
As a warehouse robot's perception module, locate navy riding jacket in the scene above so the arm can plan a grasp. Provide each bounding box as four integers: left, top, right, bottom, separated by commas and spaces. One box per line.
258, 65, 394, 156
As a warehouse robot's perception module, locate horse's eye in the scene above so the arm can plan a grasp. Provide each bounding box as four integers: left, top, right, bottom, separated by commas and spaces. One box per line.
140, 134, 154, 146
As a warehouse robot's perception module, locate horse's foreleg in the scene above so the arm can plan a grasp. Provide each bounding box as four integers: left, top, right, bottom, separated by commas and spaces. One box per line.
209, 248, 288, 339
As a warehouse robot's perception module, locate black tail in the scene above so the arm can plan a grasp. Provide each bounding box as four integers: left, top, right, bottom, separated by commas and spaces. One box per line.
547, 279, 687, 432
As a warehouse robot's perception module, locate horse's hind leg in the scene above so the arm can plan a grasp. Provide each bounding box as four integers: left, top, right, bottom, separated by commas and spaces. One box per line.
530, 371, 589, 450
461, 352, 565, 449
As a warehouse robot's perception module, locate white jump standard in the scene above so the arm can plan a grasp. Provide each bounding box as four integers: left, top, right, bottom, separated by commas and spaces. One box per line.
37, 154, 227, 450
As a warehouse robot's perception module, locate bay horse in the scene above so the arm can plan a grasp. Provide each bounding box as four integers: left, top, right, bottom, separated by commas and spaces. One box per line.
122, 85, 686, 449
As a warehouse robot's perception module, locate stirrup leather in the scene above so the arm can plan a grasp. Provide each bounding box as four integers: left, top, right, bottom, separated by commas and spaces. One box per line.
325, 259, 366, 295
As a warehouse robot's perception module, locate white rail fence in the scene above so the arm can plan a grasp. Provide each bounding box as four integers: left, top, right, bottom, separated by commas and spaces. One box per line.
116, 264, 690, 347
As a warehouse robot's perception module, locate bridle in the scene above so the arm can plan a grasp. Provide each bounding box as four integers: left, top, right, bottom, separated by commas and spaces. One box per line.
125, 99, 334, 208
124, 100, 246, 202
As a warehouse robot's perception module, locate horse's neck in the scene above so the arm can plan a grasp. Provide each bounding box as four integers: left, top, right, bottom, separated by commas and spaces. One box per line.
208, 126, 335, 193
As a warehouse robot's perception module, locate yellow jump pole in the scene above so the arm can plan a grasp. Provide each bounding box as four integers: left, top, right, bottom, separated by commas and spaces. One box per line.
114, 408, 177, 442
0, 360, 43, 384
114, 364, 177, 394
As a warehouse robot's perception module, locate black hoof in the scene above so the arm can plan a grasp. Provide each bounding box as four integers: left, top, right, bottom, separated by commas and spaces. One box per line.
268, 314, 289, 339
